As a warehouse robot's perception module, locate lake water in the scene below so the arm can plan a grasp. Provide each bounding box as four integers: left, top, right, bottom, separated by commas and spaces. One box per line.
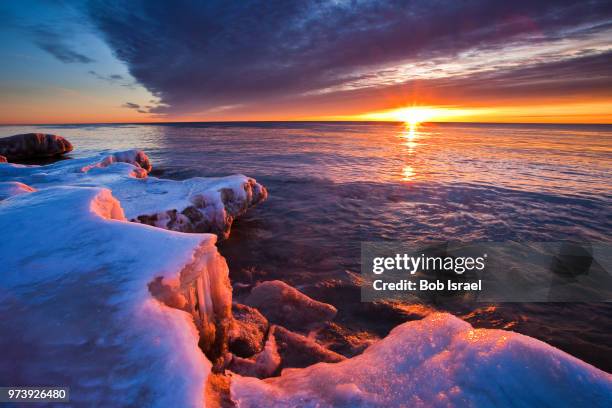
3, 121, 611, 371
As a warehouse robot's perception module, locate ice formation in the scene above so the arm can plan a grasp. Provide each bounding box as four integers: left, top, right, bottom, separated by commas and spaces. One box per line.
231, 313, 612, 407
244, 280, 337, 331
270, 325, 346, 369
0, 149, 267, 238
0, 150, 267, 406
0, 186, 224, 406
2, 150, 611, 407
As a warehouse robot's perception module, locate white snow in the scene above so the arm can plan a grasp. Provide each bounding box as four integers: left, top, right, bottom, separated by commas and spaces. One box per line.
0, 186, 227, 406
0, 181, 36, 200
2, 150, 611, 407
231, 313, 612, 408
0, 151, 254, 406
0, 149, 267, 237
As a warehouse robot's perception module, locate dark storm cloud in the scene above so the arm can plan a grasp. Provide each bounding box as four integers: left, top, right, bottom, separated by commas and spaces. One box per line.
34, 28, 95, 64
86, 0, 612, 114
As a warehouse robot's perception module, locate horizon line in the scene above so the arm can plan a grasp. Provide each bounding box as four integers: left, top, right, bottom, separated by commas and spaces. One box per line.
1, 119, 611, 126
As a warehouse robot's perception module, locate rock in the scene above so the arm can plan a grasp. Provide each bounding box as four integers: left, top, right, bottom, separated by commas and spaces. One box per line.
229, 303, 269, 358
227, 330, 281, 378
313, 322, 379, 357
244, 280, 337, 331
0, 133, 73, 161
0, 155, 6, 163
271, 325, 346, 369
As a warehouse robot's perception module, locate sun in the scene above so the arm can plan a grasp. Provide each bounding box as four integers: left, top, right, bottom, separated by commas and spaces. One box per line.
395, 107, 437, 126
355, 106, 442, 125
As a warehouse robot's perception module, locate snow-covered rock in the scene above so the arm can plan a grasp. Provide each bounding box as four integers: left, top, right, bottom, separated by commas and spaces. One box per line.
231, 313, 612, 408
0, 183, 234, 407
228, 330, 282, 379
229, 303, 269, 357
0, 133, 73, 160
272, 325, 346, 369
0, 149, 267, 238
244, 280, 337, 331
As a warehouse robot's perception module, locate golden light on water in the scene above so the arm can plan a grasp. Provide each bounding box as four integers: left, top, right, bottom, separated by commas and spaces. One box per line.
399, 122, 422, 181
402, 165, 415, 181
401, 123, 420, 152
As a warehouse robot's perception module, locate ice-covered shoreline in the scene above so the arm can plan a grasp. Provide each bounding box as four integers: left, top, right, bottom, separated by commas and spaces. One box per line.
0, 149, 267, 406
231, 313, 612, 407
1, 149, 610, 407
0, 149, 267, 239
0, 185, 215, 406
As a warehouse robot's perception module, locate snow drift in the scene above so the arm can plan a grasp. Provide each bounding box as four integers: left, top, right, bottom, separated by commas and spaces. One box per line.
0, 186, 224, 406
231, 313, 612, 407
0, 149, 267, 238
0, 150, 268, 406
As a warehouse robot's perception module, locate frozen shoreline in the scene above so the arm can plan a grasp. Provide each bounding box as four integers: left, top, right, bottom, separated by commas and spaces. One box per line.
1, 149, 610, 407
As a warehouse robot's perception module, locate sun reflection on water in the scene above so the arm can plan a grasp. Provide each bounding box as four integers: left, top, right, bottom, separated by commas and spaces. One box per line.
402, 165, 416, 181
399, 123, 423, 180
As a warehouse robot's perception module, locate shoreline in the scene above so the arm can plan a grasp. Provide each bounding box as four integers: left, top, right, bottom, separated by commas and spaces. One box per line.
1, 136, 610, 405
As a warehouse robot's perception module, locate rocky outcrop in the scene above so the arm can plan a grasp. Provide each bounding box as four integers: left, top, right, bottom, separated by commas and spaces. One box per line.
227, 330, 281, 378
0, 133, 73, 161
243, 280, 337, 331
228, 303, 269, 358
0, 155, 7, 163
271, 325, 346, 369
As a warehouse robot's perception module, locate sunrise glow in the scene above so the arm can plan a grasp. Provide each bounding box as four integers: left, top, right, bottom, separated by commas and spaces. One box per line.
351, 106, 493, 124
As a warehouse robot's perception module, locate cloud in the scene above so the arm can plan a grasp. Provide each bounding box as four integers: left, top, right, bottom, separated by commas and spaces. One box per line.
88, 70, 135, 88
86, 0, 612, 115
33, 28, 95, 64
122, 102, 140, 109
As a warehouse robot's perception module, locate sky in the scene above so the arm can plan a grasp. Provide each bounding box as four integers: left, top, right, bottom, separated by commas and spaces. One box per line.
0, 0, 611, 124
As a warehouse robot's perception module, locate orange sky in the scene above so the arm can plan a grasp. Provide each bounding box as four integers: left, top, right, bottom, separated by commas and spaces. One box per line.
1, 1, 611, 125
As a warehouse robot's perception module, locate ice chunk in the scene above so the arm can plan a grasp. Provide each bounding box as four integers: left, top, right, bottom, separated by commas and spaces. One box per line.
0, 149, 267, 238
244, 280, 337, 331
271, 325, 346, 369
81, 149, 152, 173
0, 186, 233, 407
231, 313, 612, 408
